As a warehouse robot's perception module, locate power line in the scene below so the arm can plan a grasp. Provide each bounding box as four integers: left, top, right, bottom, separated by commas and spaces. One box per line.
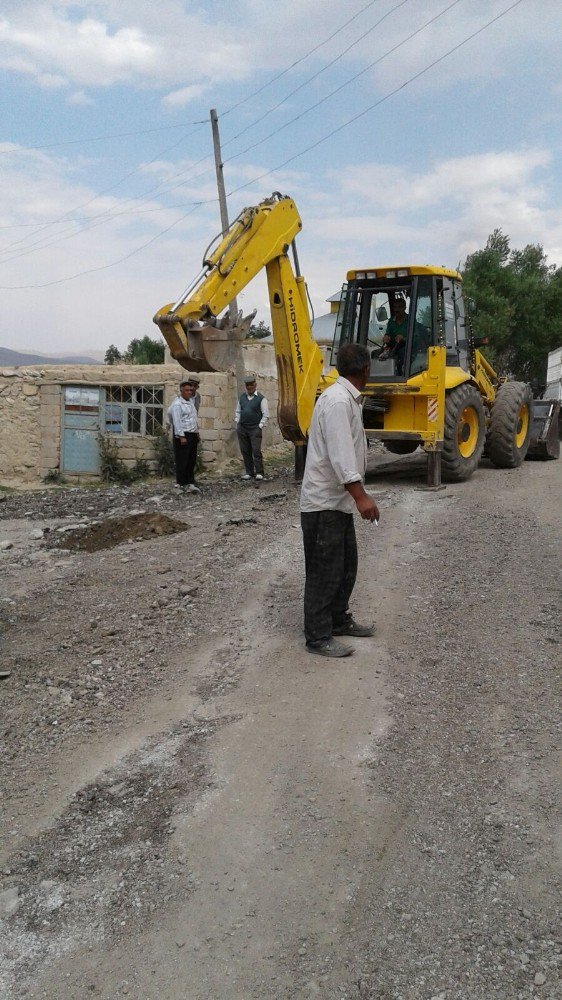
0, 0, 385, 249
0, 204, 208, 290
222, 0, 463, 168
221, 0, 383, 119
0, 0, 431, 263
0, 199, 213, 230
0, 119, 208, 156
0, 0, 380, 155
0, 124, 208, 256
220, 0, 413, 148
224, 0, 526, 199
0, 0, 526, 291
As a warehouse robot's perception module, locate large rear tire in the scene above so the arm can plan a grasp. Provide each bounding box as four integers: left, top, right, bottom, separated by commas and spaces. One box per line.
442, 384, 486, 482
487, 382, 533, 468
384, 441, 419, 455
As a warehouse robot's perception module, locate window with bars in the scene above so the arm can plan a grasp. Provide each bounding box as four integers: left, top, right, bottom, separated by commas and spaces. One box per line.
103, 385, 164, 436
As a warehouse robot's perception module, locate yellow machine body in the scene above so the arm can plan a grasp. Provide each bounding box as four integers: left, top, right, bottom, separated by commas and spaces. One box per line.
155, 194, 539, 483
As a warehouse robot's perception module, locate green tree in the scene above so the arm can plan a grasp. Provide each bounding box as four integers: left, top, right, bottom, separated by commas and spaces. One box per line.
104, 344, 122, 365
462, 231, 562, 384
246, 320, 271, 340
122, 335, 165, 365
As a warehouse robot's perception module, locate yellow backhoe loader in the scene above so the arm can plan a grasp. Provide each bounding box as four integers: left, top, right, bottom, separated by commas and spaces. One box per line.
154, 192, 545, 486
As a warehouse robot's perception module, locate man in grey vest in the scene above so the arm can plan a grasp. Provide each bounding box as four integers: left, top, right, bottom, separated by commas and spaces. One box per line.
234, 374, 269, 481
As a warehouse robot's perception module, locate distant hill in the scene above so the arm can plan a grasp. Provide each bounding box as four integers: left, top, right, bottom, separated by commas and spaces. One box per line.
0, 346, 102, 367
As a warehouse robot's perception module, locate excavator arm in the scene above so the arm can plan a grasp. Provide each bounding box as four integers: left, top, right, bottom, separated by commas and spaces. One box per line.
154, 193, 324, 442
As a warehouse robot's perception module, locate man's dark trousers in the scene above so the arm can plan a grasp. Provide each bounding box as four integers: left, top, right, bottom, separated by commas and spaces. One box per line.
173, 432, 199, 486
301, 509, 357, 644
237, 425, 263, 477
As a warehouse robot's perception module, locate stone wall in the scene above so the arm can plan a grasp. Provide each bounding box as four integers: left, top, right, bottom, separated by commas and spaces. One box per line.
0, 364, 282, 485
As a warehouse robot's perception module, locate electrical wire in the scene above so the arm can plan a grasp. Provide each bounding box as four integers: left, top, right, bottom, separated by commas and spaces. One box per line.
222, 0, 463, 168
0, 0, 380, 155
0, 0, 435, 263
0, 125, 209, 256
0, 204, 207, 290
223, 0, 526, 200
221, 0, 413, 148
220, 0, 383, 119
0, 120, 208, 156
0, 0, 388, 255
0, 0, 526, 291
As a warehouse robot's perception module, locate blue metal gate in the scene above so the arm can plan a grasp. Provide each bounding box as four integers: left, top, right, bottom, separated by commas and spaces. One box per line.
61, 386, 101, 473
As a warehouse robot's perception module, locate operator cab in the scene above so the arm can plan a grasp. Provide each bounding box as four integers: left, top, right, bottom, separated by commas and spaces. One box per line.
330, 266, 468, 381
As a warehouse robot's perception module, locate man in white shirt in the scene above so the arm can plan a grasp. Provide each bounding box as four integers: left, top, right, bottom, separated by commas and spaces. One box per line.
168, 378, 201, 494
300, 343, 380, 657
234, 375, 270, 481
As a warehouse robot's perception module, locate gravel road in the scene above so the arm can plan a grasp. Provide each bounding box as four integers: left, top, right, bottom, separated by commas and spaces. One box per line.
0, 451, 560, 999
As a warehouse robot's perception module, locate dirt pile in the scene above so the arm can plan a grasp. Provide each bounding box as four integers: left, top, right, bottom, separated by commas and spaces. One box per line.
49, 512, 189, 552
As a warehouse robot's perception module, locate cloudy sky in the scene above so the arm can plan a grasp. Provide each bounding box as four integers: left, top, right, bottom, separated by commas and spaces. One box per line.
1, 0, 561, 355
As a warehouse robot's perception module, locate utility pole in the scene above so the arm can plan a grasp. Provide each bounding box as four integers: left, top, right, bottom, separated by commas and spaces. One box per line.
210, 108, 238, 324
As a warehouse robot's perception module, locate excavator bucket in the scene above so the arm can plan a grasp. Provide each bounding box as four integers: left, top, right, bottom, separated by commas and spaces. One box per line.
154, 311, 254, 373
526, 399, 560, 460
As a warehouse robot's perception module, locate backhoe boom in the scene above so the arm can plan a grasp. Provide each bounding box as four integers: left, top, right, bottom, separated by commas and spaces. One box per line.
153, 193, 324, 442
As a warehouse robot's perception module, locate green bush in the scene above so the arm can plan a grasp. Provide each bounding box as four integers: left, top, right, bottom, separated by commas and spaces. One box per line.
97, 434, 151, 483
132, 457, 150, 480
152, 426, 175, 477
98, 433, 126, 482
42, 468, 68, 485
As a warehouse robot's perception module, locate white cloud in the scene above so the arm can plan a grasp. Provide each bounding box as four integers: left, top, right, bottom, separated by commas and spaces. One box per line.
3, 0, 557, 97
0, 3, 249, 89
0, 131, 560, 354
67, 89, 95, 107
36, 71, 67, 88
0, 13, 157, 87
161, 85, 207, 109
308, 148, 561, 291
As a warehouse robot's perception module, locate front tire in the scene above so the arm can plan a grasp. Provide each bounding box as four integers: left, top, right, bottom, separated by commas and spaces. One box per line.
442, 384, 486, 482
487, 382, 533, 468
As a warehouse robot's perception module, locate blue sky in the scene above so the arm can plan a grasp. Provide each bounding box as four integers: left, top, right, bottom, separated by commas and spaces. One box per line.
1, 0, 561, 355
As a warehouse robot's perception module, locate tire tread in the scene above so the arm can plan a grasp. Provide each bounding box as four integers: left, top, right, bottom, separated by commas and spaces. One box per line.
487, 382, 533, 468
442, 383, 486, 482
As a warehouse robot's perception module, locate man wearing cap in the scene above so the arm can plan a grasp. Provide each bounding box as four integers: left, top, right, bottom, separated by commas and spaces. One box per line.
234, 375, 269, 481
167, 377, 201, 494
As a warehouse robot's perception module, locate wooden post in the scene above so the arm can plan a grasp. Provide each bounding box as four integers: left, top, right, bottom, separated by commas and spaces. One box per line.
210, 109, 238, 325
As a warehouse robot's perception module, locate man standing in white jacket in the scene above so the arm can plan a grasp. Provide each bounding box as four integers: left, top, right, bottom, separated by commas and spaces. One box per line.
300, 343, 380, 657
168, 379, 201, 494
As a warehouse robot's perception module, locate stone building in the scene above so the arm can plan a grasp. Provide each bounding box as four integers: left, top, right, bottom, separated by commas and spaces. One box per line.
0, 362, 282, 486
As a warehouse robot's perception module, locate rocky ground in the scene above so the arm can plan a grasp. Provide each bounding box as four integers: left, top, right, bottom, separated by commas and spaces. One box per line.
0, 450, 560, 999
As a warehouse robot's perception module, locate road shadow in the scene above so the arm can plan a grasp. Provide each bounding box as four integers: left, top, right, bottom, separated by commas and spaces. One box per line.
365, 450, 430, 488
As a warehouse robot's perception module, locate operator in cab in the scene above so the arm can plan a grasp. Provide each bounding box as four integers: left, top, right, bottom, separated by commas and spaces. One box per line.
380, 297, 408, 374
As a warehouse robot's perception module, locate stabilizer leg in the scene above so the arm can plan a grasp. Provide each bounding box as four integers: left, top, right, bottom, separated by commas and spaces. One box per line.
427, 450, 442, 488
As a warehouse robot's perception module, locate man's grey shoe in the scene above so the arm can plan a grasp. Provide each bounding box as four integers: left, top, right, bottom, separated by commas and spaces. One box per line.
333, 619, 376, 638
185, 484, 201, 494
306, 639, 353, 658
255, 473, 264, 481
241, 474, 252, 480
